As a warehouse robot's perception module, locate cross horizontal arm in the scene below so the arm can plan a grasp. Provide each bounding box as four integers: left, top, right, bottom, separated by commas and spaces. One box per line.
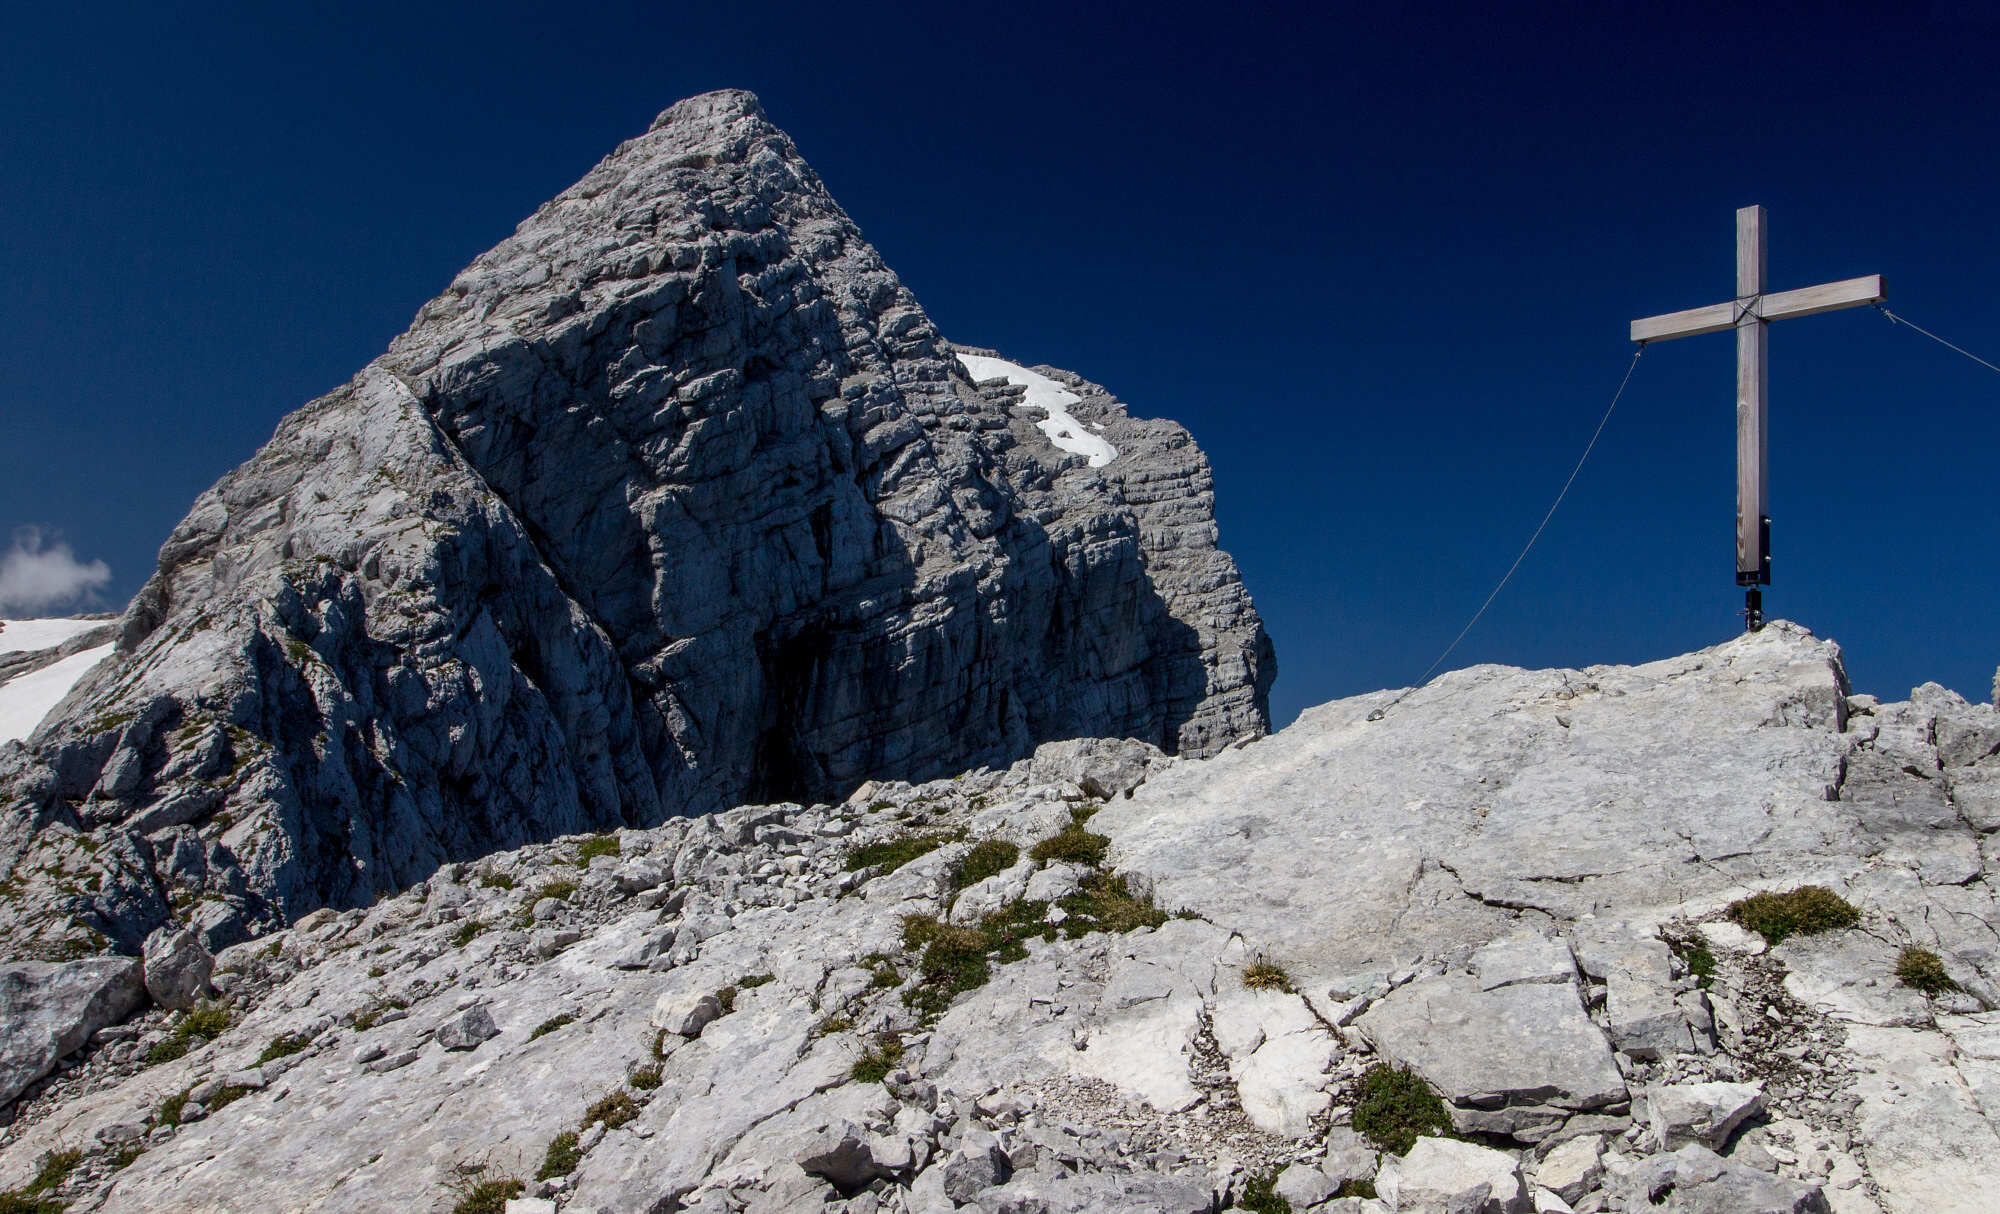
1631, 301, 1736, 343
1630, 273, 1887, 343
1757, 274, 1885, 323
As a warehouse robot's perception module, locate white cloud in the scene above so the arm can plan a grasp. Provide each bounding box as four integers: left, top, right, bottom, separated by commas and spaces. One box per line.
0, 527, 112, 617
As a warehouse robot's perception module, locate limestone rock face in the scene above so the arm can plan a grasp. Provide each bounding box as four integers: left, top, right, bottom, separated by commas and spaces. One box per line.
0, 89, 1271, 956
0, 957, 144, 1105
5, 635, 2000, 1213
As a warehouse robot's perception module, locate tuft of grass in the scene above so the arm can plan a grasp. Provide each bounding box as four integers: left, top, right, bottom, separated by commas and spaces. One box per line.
1236, 1170, 1291, 1214
351, 997, 409, 1032
536, 1130, 582, 1180
575, 835, 621, 865
1241, 960, 1292, 992
367, 966, 387, 979
652, 1029, 670, 1060
451, 921, 486, 948
155, 1090, 191, 1127
738, 973, 775, 990
23, 1149, 83, 1197
585, 1090, 640, 1130
1334, 1178, 1378, 1200
953, 840, 1019, 888
1896, 946, 1959, 995
0, 1193, 66, 1213
813, 1014, 854, 1039
1058, 871, 1166, 937
904, 924, 993, 1016
528, 1014, 575, 1041
628, 1063, 663, 1090
971, 898, 1050, 964
107, 1143, 146, 1171
180, 1003, 232, 1039
844, 830, 964, 874
715, 986, 738, 1014
852, 1034, 905, 1084
449, 1177, 523, 1214
257, 1032, 312, 1065
1727, 886, 1860, 945
536, 879, 578, 903
148, 1001, 233, 1064
146, 1037, 189, 1065
479, 872, 515, 890
902, 915, 941, 951
1666, 934, 1717, 990
1352, 1063, 1455, 1155
1029, 827, 1110, 868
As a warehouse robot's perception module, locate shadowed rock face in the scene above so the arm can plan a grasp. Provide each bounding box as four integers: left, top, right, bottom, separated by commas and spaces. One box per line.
0, 90, 1272, 956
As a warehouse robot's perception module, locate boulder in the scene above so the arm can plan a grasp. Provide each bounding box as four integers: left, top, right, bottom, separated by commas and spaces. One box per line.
942, 1128, 1011, 1202
142, 925, 213, 1010
793, 1118, 883, 1192
1323, 1126, 1379, 1188
1023, 862, 1086, 904
1027, 737, 1164, 800
1533, 1134, 1603, 1204
610, 927, 676, 970
652, 991, 723, 1037
1377, 1137, 1528, 1214
1356, 974, 1626, 1123
0, 957, 146, 1105
1274, 1162, 1338, 1209
1573, 928, 1691, 1060
613, 858, 667, 894
435, 1005, 500, 1051
1647, 1081, 1764, 1151
1621, 1144, 1830, 1213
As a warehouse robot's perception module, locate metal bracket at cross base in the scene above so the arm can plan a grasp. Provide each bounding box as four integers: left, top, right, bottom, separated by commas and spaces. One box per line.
1743, 588, 1765, 632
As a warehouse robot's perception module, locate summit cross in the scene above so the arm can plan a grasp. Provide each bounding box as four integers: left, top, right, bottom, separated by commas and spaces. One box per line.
1632, 205, 1884, 631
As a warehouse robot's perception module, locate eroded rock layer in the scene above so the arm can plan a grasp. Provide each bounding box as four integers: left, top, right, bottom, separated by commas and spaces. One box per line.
0, 90, 1272, 954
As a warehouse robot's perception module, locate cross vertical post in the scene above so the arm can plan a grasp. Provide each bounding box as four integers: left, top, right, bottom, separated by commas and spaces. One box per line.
1736, 205, 1770, 628
1630, 208, 1883, 632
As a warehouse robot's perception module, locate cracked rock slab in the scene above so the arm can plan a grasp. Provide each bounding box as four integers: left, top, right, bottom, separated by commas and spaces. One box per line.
1357, 973, 1626, 1115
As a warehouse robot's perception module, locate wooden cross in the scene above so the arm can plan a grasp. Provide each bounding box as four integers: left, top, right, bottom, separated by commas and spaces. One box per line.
1632, 206, 1884, 630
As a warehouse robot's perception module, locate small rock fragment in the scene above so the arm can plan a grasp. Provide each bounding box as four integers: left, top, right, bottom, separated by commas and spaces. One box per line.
1535, 1133, 1603, 1203
435, 1005, 499, 1051
652, 991, 722, 1037
1647, 1081, 1765, 1151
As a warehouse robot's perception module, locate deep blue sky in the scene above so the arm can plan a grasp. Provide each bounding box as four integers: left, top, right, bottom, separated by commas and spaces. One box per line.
2, 2, 1996, 727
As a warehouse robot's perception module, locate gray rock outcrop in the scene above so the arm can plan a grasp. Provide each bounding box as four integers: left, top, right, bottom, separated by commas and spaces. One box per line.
0, 88, 1272, 957
139, 925, 211, 1011
0, 957, 144, 1106
3, 629, 1997, 1212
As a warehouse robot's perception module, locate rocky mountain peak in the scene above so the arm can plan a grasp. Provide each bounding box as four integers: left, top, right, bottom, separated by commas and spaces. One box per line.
0, 90, 1273, 958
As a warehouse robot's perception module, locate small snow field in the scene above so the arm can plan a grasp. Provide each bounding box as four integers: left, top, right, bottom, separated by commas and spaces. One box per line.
956, 353, 1119, 468
0, 617, 107, 655
0, 643, 114, 744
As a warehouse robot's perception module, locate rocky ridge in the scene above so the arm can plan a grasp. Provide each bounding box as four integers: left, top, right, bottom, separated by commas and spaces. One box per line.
0, 89, 1273, 958
0, 622, 1995, 1213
